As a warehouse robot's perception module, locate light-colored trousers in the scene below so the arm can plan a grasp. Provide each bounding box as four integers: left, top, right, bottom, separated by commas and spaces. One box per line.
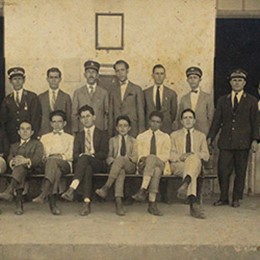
171, 154, 201, 196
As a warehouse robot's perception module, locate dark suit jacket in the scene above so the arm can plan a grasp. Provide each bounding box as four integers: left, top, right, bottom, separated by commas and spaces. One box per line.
72, 84, 109, 133
144, 86, 177, 134
8, 139, 44, 168
208, 92, 259, 150
0, 89, 41, 145
178, 90, 214, 135
109, 81, 145, 138
73, 127, 108, 164
38, 89, 72, 135
107, 135, 138, 165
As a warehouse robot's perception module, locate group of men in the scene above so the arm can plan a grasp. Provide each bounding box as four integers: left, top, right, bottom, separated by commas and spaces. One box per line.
0, 60, 258, 219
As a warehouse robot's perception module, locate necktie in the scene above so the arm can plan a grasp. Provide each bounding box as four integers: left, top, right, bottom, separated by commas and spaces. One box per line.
120, 135, 126, 156
89, 86, 94, 97
156, 86, 161, 111
150, 131, 157, 155
186, 130, 191, 153
233, 93, 238, 112
53, 131, 62, 135
85, 129, 92, 154
16, 91, 20, 106
51, 91, 56, 111
191, 90, 198, 93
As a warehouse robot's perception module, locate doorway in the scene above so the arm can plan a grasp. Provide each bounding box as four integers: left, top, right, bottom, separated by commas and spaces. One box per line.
214, 19, 260, 105
0, 15, 4, 104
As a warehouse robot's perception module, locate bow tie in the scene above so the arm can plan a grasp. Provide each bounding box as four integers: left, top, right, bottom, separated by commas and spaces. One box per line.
53, 131, 62, 135
120, 81, 127, 85
191, 90, 198, 93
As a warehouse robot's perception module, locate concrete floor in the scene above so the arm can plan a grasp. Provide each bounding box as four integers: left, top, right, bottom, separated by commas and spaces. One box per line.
0, 195, 259, 260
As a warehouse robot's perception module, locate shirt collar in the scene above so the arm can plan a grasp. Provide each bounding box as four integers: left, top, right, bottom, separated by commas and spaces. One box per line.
14, 88, 23, 95
154, 84, 163, 89
20, 138, 30, 144
86, 83, 97, 89
183, 127, 194, 134
53, 129, 64, 135
84, 125, 95, 133
49, 88, 59, 94
191, 87, 200, 94
119, 79, 129, 85
232, 90, 244, 99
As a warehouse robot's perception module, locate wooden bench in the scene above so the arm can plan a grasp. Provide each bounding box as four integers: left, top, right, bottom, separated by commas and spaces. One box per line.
1, 171, 217, 206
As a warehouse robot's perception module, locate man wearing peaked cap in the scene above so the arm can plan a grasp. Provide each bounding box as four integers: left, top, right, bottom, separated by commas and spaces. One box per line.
0, 67, 41, 147
186, 67, 203, 78
72, 60, 109, 133
208, 69, 259, 208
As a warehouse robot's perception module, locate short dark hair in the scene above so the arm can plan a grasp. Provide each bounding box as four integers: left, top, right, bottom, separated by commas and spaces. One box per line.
149, 111, 164, 121
47, 67, 62, 77
78, 105, 95, 116
181, 108, 196, 119
116, 115, 131, 126
19, 120, 33, 130
49, 110, 67, 122
152, 64, 166, 74
113, 60, 129, 70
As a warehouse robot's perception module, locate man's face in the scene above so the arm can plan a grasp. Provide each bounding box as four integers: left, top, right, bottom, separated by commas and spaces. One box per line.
187, 74, 201, 90
116, 119, 131, 136
47, 71, 61, 90
50, 115, 66, 132
230, 78, 246, 93
181, 111, 196, 129
10, 75, 25, 91
149, 116, 162, 132
18, 122, 34, 140
84, 69, 98, 85
152, 67, 166, 85
115, 63, 128, 82
80, 111, 96, 128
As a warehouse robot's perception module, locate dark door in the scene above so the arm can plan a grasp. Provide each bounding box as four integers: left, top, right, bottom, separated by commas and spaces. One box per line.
0, 16, 4, 104
214, 19, 260, 105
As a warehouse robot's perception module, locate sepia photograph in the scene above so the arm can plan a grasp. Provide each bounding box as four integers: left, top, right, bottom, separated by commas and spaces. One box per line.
0, 0, 259, 259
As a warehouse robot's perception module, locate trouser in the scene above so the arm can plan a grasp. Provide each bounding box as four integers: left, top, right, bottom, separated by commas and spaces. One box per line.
44, 158, 71, 194
171, 154, 201, 197
73, 155, 107, 199
11, 165, 30, 189
218, 149, 249, 201
143, 155, 165, 194
109, 156, 136, 197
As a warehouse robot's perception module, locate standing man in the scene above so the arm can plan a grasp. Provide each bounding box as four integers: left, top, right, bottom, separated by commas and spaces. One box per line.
170, 109, 210, 219
144, 64, 177, 134
109, 60, 145, 137
72, 60, 109, 134
178, 67, 214, 135
39, 67, 72, 135
0, 121, 44, 215
0, 67, 41, 145
208, 69, 259, 207
132, 111, 171, 216
62, 105, 108, 216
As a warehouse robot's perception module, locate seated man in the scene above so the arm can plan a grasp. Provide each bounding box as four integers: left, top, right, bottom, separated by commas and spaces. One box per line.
170, 109, 210, 219
132, 111, 171, 216
0, 121, 44, 215
95, 115, 138, 216
62, 105, 108, 216
33, 110, 74, 215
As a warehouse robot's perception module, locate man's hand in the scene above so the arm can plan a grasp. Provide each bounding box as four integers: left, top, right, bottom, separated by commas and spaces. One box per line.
179, 153, 193, 162
13, 155, 30, 167
106, 157, 114, 166
49, 154, 63, 159
251, 140, 258, 153
207, 138, 214, 154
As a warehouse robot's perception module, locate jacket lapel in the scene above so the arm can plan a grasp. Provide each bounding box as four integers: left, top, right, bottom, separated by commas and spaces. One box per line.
114, 136, 120, 157
148, 87, 156, 109
194, 91, 203, 112
123, 82, 133, 101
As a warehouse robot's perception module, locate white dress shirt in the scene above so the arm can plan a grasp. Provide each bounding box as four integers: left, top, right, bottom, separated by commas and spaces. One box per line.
86, 83, 97, 95
153, 85, 164, 106
190, 87, 200, 111
40, 130, 74, 164
116, 134, 128, 157
120, 80, 129, 101
231, 90, 243, 108
136, 129, 171, 162
84, 125, 95, 154
13, 88, 24, 103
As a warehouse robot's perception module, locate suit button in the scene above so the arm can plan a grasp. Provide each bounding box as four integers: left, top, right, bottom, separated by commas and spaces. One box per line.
232, 128, 235, 130
232, 120, 235, 122
17, 111, 19, 114
17, 118, 20, 121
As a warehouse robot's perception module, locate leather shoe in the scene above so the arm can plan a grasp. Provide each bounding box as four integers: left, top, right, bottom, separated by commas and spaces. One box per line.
147, 202, 163, 216
95, 186, 109, 199
80, 202, 91, 216
49, 195, 61, 215
231, 200, 240, 208
0, 191, 13, 202
15, 201, 24, 215
213, 200, 229, 206
32, 195, 45, 204
177, 182, 189, 200
132, 189, 147, 202
61, 187, 74, 202
190, 204, 205, 219
115, 197, 125, 216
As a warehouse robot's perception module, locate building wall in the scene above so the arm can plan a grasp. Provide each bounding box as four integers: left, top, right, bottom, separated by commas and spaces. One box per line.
4, 0, 216, 98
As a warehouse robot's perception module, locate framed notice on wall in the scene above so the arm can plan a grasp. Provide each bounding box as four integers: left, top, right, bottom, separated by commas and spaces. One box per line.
95, 13, 124, 50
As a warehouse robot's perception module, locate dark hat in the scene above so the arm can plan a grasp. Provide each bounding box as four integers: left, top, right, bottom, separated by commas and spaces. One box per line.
7, 67, 25, 78
84, 60, 100, 72
186, 67, 202, 77
229, 69, 247, 80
